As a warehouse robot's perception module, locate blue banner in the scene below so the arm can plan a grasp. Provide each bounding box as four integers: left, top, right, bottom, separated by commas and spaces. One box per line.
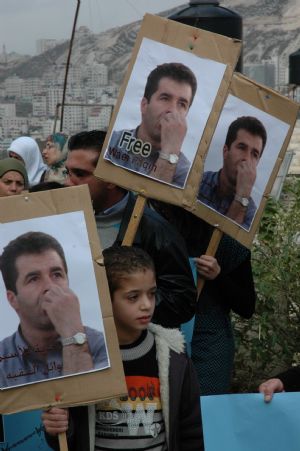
201, 392, 300, 451
0, 410, 52, 451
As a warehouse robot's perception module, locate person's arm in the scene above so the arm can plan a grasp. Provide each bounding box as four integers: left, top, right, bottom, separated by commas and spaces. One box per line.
194, 255, 221, 280
226, 160, 257, 226
210, 254, 256, 319
258, 378, 284, 402
42, 287, 94, 374
43, 406, 90, 451
43, 407, 69, 451
179, 356, 204, 451
143, 215, 197, 327
147, 221, 197, 327
43, 407, 69, 436
258, 367, 300, 402
150, 111, 187, 183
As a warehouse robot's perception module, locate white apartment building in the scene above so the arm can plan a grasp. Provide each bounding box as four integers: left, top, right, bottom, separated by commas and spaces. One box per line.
47, 87, 64, 116
4, 75, 23, 98
0, 103, 16, 118
42, 118, 60, 137
66, 85, 87, 101
36, 39, 57, 55
104, 85, 119, 97
21, 78, 44, 99
32, 94, 47, 117
85, 63, 108, 87
100, 93, 116, 106
0, 137, 12, 157
63, 104, 87, 135
87, 106, 112, 130
2, 117, 28, 138
68, 66, 82, 85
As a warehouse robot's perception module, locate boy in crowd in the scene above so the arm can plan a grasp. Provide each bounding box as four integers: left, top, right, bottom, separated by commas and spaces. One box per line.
43, 246, 203, 451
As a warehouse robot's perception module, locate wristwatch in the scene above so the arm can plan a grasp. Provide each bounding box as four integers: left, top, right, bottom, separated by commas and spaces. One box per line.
159, 152, 179, 164
61, 332, 87, 346
234, 194, 249, 208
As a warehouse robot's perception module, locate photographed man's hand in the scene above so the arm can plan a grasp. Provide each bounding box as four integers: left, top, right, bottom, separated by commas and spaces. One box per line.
160, 111, 187, 157
42, 286, 94, 374
149, 111, 187, 183
225, 159, 257, 226
41, 286, 84, 338
235, 159, 257, 198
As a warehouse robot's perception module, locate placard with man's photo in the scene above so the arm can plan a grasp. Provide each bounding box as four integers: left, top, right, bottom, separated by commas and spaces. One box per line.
0, 185, 126, 414
96, 13, 241, 206
193, 72, 299, 248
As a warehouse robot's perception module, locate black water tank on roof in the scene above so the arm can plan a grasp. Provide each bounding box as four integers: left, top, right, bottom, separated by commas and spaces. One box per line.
169, 0, 243, 72
289, 49, 300, 86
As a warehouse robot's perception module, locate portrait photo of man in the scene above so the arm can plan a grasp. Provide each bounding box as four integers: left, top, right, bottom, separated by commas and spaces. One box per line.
198, 116, 267, 230
106, 62, 197, 188
197, 92, 291, 232
0, 213, 109, 389
104, 37, 227, 189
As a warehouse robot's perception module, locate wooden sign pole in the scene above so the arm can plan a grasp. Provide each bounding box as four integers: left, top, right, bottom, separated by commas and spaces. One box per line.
59, 430, 68, 451
122, 195, 147, 246
197, 228, 223, 297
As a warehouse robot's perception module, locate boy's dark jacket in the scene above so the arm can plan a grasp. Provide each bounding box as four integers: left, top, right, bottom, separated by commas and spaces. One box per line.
45, 324, 204, 451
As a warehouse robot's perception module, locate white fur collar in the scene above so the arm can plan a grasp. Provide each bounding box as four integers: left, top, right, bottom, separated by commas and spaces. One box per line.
148, 323, 185, 354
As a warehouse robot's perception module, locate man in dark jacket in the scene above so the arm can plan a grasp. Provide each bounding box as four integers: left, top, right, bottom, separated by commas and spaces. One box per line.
64, 130, 197, 328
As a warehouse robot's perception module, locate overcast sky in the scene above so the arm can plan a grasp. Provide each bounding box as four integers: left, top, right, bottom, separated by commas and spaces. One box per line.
0, 0, 186, 55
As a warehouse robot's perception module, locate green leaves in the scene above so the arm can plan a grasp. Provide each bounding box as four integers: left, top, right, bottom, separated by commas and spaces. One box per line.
232, 177, 300, 392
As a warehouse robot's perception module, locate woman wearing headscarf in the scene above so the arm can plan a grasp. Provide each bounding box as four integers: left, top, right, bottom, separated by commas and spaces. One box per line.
42, 133, 68, 184
0, 158, 29, 197
8, 136, 47, 187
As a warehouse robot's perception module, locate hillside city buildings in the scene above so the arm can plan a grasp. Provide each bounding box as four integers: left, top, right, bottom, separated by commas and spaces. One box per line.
0, 38, 118, 154
0, 35, 299, 175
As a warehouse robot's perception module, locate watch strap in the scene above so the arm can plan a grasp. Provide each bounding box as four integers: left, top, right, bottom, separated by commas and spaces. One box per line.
159, 152, 179, 164
234, 194, 249, 207
61, 332, 87, 346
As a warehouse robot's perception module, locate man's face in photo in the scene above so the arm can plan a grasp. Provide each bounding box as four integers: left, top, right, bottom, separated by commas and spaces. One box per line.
223, 128, 263, 187
7, 250, 69, 331
140, 76, 192, 147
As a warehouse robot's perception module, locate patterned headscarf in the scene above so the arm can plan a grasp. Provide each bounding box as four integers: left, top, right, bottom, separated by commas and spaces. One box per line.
46, 133, 68, 167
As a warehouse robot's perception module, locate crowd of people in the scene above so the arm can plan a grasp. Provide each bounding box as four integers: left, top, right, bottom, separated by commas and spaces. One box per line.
0, 125, 294, 450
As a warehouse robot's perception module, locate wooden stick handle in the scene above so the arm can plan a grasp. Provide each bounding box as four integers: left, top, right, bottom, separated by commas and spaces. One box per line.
197, 228, 223, 297
59, 432, 68, 451
122, 195, 147, 246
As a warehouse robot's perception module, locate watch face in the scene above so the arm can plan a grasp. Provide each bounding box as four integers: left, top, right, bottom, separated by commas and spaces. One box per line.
169, 154, 179, 164
241, 198, 249, 207
74, 333, 86, 345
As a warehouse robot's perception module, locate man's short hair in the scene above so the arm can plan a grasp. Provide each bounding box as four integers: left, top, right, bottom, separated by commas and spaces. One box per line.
103, 246, 155, 296
225, 116, 267, 154
67, 130, 107, 168
143, 62, 197, 107
68, 130, 106, 153
0, 231, 68, 293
